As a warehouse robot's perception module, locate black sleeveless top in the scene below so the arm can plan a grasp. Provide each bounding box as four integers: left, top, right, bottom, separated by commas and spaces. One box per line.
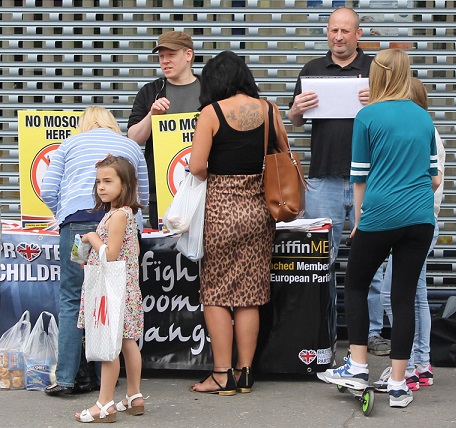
207, 101, 276, 175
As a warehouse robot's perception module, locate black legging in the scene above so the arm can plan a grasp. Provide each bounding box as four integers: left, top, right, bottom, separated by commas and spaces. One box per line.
344, 224, 434, 360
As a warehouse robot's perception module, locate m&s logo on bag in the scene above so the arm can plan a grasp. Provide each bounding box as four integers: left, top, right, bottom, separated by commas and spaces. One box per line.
93, 296, 109, 327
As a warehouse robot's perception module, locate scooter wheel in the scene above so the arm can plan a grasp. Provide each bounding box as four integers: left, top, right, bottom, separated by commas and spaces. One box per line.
361, 389, 374, 416
337, 384, 347, 393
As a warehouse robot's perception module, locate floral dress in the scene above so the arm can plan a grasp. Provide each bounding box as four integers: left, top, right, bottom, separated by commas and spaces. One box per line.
78, 206, 144, 339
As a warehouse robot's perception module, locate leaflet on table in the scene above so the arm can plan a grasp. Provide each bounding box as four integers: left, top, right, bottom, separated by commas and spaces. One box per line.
300, 77, 369, 119
276, 218, 331, 232
142, 229, 178, 239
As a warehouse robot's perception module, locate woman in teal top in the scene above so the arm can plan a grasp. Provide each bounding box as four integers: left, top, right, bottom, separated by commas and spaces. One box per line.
318, 49, 440, 409
351, 99, 437, 231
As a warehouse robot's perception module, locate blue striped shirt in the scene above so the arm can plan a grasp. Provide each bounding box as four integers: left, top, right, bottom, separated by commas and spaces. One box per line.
41, 128, 149, 226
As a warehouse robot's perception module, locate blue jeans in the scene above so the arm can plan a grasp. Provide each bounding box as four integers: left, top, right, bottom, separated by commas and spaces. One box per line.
56, 221, 98, 387
381, 221, 439, 370
305, 176, 385, 337
368, 266, 385, 338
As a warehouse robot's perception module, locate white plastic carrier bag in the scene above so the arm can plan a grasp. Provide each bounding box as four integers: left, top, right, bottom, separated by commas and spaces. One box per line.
0, 310, 31, 390
24, 311, 58, 390
176, 187, 205, 261
163, 173, 207, 235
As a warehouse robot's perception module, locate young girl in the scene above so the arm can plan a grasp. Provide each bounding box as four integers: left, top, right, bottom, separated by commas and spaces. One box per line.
75, 155, 145, 423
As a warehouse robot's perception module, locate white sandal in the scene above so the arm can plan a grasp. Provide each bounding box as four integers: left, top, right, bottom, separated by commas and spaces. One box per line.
115, 393, 146, 416
77, 400, 116, 423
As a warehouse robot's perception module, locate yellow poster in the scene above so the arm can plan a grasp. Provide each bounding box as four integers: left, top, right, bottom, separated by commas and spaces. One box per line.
152, 112, 199, 225
18, 110, 82, 229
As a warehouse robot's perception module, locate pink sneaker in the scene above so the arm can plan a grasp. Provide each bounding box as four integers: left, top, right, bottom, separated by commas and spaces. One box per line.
405, 373, 420, 391
417, 365, 434, 387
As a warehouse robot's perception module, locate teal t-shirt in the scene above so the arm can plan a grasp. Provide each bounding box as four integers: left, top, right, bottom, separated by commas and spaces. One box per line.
350, 100, 437, 232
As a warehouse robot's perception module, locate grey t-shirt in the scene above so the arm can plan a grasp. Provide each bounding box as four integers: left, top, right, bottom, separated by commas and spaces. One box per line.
166, 79, 201, 114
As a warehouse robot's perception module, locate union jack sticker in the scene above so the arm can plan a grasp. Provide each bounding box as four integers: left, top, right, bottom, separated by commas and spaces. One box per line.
16, 242, 42, 262
298, 349, 317, 365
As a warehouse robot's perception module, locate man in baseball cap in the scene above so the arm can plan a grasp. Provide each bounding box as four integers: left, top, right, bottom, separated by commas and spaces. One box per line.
152, 31, 194, 52
127, 31, 200, 229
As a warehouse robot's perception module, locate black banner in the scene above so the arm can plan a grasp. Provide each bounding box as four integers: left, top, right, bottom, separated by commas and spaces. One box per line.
254, 229, 334, 374
140, 228, 335, 373
139, 236, 212, 370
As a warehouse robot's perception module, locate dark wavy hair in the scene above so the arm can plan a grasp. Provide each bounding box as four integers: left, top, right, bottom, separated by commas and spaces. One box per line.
199, 50, 260, 109
92, 155, 142, 214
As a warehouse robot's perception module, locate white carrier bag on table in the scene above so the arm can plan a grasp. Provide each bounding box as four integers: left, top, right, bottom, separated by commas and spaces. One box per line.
163, 173, 207, 261
175, 194, 205, 262
83, 244, 126, 362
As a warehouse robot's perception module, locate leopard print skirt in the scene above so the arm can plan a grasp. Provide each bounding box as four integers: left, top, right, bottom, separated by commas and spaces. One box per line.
200, 173, 275, 307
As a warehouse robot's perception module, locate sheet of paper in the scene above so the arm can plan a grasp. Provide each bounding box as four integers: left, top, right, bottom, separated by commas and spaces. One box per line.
276, 218, 332, 231
300, 77, 369, 119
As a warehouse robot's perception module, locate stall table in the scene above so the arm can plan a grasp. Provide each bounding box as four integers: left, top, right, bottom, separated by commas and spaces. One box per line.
0, 219, 334, 374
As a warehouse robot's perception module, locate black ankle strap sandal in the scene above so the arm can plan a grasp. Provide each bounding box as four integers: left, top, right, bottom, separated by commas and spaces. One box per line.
191, 368, 237, 396
234, 366, 254, 393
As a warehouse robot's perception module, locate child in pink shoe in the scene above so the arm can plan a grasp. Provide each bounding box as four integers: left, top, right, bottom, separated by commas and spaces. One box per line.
378, 77, 445, 393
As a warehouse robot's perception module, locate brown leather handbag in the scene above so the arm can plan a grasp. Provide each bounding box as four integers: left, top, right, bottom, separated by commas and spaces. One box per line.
261, 99, 307, 222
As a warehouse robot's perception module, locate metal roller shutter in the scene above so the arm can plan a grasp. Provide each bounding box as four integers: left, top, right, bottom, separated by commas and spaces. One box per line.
1, 0, 454, 311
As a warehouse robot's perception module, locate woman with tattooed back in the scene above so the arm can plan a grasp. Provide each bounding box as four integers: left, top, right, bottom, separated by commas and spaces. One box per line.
189, 51, 288, 395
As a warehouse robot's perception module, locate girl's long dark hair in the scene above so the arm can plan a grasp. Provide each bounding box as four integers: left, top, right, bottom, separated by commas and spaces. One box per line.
199, 50, 260, 109
92, 155, 142, 214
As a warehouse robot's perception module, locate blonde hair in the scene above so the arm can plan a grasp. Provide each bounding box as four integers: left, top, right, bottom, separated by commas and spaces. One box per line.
78, 106, 122, 134
369, 49, 411, 104
410, 77, 428, 110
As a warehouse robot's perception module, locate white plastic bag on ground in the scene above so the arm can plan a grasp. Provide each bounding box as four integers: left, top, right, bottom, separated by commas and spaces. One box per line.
24, 311, 58, 390
0, 311, 31, 390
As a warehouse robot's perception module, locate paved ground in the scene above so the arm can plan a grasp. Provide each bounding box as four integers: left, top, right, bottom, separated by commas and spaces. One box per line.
1, 341, 455, 428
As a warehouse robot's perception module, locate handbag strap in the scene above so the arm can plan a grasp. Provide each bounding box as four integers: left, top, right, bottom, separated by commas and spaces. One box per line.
260, 99, 307, 188
260, 99, 293, 156
261, 99, 270, 157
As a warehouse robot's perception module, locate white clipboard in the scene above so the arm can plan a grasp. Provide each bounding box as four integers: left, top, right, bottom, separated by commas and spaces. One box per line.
300, 77, 369, 119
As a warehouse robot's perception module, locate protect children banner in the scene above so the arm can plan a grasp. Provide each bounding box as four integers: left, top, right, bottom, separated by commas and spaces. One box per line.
17, 111, 82, 230
151, 112, 199, 227
0, 223, 60, 335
